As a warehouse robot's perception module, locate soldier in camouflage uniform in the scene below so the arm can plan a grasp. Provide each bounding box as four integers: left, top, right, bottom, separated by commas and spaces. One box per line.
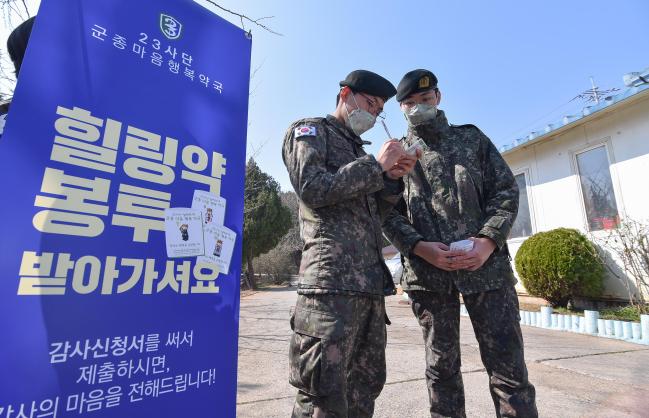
382, 69, 538, 418
283, 70, 419, 418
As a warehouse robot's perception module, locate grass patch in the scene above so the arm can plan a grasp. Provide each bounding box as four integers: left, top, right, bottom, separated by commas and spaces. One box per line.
517, 302, 645, 322
552, 307, 583, 317
600, 306, 642, 322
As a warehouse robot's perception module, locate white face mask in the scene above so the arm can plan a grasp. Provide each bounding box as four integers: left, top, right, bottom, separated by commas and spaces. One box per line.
344, 93, 377, 136
404, 103, 438, 126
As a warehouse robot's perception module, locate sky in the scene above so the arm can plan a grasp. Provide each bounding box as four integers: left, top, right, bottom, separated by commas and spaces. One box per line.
1, 0, 648, 191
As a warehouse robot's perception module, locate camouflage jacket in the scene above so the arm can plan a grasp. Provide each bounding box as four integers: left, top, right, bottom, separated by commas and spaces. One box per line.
382, 111, 518, 294
282, 115, 402, 296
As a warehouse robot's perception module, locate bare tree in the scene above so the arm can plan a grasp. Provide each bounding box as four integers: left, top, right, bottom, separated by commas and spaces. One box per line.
0, 50, 15, 101
201, 1, 282, 36
252, 191, 302, 284
0, 0, 36, 100
0, 0, 31, 24
591, 219, 649, 314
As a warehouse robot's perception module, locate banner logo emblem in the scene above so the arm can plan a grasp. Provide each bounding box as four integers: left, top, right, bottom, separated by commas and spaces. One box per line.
160, 13, 182, 40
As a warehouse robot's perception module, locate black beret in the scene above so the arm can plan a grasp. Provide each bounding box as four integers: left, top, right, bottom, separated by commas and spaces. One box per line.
396, 69, 438, 102
7, 16, 35, 75
339, 70, 397, 102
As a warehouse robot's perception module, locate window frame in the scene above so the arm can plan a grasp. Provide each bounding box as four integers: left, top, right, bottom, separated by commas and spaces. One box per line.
508, 167, 536, 242
570, 139, 624, 233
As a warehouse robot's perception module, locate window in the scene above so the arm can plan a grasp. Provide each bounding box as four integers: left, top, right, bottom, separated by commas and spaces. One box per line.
510, 173, 533, 239
575, 145, 619, 231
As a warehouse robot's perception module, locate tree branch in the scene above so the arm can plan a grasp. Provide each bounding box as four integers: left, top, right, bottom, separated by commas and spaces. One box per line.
202, 1, 283, 36
19, 0, 28, 17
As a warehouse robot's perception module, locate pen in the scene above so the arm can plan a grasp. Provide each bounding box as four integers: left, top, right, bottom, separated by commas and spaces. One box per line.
380, 119, 393, 140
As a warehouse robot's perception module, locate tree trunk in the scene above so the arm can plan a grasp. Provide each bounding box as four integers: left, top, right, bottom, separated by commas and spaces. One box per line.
245, 253, 256, 290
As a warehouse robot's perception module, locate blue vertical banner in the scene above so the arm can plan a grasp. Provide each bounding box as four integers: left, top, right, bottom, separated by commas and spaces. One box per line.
0, 0, 250, 416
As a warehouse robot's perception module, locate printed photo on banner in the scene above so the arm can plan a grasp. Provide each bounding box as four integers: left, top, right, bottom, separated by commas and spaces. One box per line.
198, 224, 236, 275
192, 189, 226, 226
164, 208, 204, 257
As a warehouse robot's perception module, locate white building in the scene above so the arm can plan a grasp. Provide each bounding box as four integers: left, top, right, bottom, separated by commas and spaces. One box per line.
502, 69, 649, 301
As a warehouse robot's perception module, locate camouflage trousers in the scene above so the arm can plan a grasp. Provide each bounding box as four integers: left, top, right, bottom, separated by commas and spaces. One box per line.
409, 284, 537, 418
289, 293, 387, 418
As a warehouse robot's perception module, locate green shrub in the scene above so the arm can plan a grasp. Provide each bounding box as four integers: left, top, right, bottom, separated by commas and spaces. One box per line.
600, 306, 642, 322
515, 228, 604, 307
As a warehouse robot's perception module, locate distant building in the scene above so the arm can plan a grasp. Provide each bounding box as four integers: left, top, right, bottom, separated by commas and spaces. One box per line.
502, 68, 649, 301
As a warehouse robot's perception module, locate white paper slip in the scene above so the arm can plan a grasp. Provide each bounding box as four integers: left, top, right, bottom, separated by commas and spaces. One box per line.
198, 224, 236, 275
192, 190, 227, 226
406, 138, 429, 155
164, 208, 205, 258
450, 239, 474, 252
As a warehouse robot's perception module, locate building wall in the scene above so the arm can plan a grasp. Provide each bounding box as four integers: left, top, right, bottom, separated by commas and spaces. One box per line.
504, 95, 649, 299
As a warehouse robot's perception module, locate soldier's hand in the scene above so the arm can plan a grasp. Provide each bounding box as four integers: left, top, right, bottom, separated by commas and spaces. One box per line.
387, 150, 420, 178
377, 140, 407, 175
413, 241, 466, 271
450, 237, 497, 271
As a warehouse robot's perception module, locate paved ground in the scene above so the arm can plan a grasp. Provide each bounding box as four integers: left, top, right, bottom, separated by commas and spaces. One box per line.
237, 288, 649, 417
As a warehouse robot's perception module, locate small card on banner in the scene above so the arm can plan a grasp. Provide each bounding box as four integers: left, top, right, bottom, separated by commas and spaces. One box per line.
199, 224, 236, 274
164, 208, 205, 258
192, 190, 226, 226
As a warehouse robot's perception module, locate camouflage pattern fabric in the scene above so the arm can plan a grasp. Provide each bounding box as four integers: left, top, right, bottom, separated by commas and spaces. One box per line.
289, 293, 387, 418
283, 114, 401, 296
283, 113, 403, 417
383, 110, 536, 416
382, 110, 519, 294
409, 285, 537, 418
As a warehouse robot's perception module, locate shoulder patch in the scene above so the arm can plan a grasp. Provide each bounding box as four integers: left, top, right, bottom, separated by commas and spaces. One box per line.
294, 126, 317, 138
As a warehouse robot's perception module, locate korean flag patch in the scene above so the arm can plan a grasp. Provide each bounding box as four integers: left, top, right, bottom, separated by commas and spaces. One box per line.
294, 126, 316, 138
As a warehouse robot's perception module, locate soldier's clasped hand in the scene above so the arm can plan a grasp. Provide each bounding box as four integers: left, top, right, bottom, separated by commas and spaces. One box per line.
449, 237, 497, 271
413, 241, 466, 271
